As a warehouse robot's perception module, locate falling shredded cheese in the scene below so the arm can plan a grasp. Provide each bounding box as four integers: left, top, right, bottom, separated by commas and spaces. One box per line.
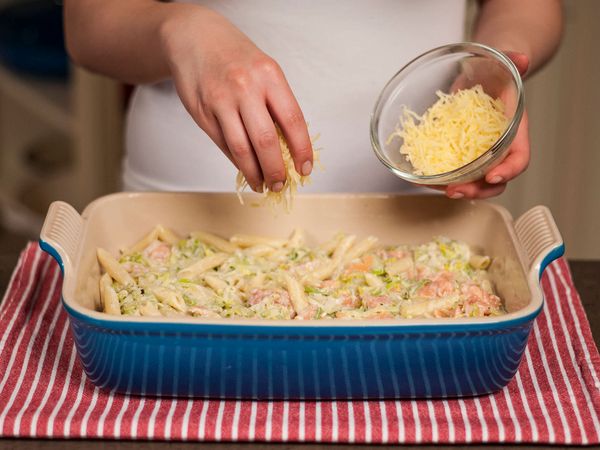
387, 85, 509, 176
236, 126, 320, 212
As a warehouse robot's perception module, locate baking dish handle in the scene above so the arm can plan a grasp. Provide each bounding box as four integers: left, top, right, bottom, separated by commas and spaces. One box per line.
514, 205, 564, 279
39, 201, 83, 274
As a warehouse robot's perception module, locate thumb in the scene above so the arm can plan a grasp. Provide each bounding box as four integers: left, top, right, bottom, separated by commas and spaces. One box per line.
503, 50, 530, 77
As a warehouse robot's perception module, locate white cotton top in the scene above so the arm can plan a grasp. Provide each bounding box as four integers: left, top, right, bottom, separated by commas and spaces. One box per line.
123, 0, 466, 192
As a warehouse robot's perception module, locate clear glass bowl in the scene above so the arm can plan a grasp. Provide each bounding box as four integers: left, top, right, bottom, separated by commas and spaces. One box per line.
370, 42, 524, 185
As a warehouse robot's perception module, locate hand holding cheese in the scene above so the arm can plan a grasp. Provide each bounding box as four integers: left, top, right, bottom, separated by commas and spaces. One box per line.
443, 51, 530, 199
159, 7, 314, 194
236, 126, 320, 211
393, 51, 530, 200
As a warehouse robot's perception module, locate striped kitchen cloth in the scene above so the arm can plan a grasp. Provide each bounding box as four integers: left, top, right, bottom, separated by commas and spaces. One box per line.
0, 243, 599, 444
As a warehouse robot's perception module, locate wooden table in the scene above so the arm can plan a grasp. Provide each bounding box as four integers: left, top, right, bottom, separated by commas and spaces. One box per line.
0, 232, 598, 449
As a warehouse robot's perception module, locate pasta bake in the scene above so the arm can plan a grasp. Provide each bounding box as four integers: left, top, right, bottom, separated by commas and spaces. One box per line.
97, 226, 504, 320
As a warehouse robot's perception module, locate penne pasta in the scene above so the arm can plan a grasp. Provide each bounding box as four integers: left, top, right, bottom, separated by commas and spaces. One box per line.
400, 295, 459, 318
469, 254, 491, 270
139, 301, 162, 317
203, 274, 228, 293
344, 236, 378, 263
126, 225, 180, 254
245, 244, 277, 257
178, 252, 229, 278
157, 225, 181, 245
126, 226, 160, 254
333, 235, 357, 260
230, 234, 287, 248
283, 273, 309, 315
310, 262, 335, 282
335, 309, 392, 320
319, 232, 343, 256
364, 272, 384, 288
286, 228, 305, 248
385, 256, 413, 276
183, 283, 215, 303
100, 273, 121, 315
154, 287, 186, 312
248, 272, 265, 291
191, 230, 237, 253
97, 248, 134, 286
312, 235, 356, 280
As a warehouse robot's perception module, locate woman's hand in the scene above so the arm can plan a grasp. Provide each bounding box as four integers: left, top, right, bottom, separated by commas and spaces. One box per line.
159, 7, 313, 193
439, 52, 530, 199
444, 0, 563, 199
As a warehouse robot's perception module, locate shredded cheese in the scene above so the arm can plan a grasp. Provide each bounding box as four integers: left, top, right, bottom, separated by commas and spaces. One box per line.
236, 126, 320, 212
387, 85, 509, 176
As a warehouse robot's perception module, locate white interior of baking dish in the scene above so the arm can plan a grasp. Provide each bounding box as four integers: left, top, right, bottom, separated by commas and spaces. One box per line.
49, 193, 546, 327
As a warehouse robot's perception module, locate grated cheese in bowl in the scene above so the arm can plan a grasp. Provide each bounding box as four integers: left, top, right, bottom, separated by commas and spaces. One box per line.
387, 85, 509, 176
371, 43, 524, 186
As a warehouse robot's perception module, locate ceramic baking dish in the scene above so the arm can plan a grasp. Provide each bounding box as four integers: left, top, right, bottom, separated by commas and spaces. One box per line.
39, 193, 563, 399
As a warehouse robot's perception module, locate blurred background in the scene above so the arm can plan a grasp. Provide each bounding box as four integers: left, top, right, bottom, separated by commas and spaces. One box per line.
0, 0, 598, 258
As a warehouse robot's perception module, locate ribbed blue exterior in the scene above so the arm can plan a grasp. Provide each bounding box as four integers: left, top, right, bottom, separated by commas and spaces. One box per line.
41, 239, 562, 399
65, 305, 533, 399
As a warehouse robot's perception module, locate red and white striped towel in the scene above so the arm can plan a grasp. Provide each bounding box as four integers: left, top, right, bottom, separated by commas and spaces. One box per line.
0, 243, 599, 444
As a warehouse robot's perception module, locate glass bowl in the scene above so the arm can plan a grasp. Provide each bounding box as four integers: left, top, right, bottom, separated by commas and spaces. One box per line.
370, 42, 524, 185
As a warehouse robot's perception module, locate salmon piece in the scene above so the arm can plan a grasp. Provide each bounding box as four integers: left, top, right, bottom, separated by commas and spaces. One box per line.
365, 295, 392, 309
121, 262, 147, 278
248, 288, 291, 307
388, 249, 407, 259
295, 304, 319, 320
461, 283, 502, 316
417, 272, 455, 298
346, 255, 374, 273
433, 308, 453, 318
365, 310, 395, 319
341, 295, 361, 308
322, 279, 338, 289
417, 283, 436, 298
145, 241, 171, 263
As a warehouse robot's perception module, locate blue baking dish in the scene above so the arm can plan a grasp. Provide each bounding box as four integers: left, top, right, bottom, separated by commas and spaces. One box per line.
39, 193, 563, 399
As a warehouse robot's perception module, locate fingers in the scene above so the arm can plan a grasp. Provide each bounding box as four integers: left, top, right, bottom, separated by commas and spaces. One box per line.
449, 73, 468, 93
193, 111, 237, 168
171, 72, 244, 175
484, 147, 529, 185
446, 180, 507, 199
485, 111, 530, 184
214, 109, 264, 192
504, 51, 530, 76
266, 81, 313, 176
442, 106, 529, 199
239, 100, 287, 192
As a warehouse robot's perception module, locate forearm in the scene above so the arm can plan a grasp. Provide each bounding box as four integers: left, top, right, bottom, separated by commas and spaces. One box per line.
63, 0, 216, 84
473, 0, 563, 75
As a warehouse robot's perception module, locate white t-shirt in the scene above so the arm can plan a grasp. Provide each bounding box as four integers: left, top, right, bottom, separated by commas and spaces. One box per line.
123, 0, 466, 192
